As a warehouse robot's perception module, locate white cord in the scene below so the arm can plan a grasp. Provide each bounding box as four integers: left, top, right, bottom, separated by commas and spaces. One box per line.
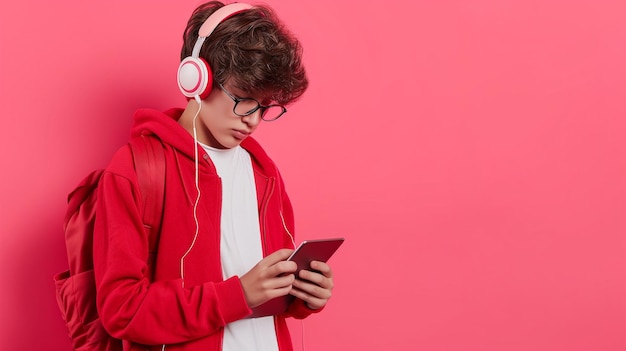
180, 96, 203, 287
280, 211, 296, 248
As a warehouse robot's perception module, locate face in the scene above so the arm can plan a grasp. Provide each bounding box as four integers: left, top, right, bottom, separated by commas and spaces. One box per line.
192, 83, 263, 149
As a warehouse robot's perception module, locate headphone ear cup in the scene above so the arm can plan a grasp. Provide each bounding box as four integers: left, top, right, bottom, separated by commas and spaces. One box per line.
177, 56, 213, 99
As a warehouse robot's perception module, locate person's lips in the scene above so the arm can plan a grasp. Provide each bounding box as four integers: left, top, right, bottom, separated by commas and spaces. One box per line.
232, 129, 250, 140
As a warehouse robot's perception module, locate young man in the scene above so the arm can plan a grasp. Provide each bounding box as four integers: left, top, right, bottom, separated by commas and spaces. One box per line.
93, 2, 334, 350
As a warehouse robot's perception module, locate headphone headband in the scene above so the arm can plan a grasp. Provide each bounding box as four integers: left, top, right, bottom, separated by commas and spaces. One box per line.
199, 3, 254, 37
192, 3, 254, 57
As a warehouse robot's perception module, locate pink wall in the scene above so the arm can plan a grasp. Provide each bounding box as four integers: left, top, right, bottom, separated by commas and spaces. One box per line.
1, 0, 625, 350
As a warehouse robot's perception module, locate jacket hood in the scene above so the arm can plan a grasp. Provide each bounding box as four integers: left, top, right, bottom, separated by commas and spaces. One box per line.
129, 108, 277, 176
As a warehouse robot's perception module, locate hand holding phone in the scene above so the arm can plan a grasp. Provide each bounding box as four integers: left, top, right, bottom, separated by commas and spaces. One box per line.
248, 237, 344, 318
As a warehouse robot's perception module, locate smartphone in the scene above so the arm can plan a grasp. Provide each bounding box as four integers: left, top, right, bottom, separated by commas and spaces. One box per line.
248, 237, 345, 318
287, 238, 345, 276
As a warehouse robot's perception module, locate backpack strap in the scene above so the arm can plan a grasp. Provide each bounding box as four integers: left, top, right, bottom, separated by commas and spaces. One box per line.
128, 134, 166, 254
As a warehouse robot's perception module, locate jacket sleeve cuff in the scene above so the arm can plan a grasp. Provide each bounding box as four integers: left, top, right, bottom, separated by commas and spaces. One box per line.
285, 298, 324, 319
214, 276, 251, 323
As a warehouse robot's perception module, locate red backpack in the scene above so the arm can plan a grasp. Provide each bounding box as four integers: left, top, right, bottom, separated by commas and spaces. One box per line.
53, 135, 166, 351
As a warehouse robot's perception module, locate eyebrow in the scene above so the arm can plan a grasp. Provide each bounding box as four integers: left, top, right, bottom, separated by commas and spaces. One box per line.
230, 87, 256, 100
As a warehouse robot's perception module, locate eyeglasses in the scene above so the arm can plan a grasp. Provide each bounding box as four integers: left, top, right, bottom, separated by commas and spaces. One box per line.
219, 84, 287, 121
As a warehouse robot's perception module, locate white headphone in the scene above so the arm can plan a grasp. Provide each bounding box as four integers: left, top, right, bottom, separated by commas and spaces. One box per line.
177, 3, 254, 101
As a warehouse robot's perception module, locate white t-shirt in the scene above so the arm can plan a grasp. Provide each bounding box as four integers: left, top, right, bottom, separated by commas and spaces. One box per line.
201, 143, 279, 351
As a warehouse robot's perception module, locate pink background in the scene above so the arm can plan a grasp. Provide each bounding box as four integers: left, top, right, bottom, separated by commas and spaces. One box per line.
1, 0, 625, 350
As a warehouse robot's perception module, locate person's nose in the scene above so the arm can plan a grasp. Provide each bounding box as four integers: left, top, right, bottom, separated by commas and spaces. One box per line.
241, 109, 262, 127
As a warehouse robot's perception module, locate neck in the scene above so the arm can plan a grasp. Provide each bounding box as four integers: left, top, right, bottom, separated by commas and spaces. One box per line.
178, 99, 201, 134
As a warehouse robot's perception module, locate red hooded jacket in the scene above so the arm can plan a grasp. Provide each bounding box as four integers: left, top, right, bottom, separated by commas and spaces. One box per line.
93, 108, 318, 350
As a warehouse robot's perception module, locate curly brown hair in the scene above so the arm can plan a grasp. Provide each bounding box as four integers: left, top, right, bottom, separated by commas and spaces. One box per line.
180, 1, 308, 105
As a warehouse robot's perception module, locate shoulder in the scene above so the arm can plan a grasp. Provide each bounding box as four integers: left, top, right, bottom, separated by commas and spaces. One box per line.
105, 135, 167, 176
241, 136, 280, 176
103, 144, 136, 182
241, 136, 264, 155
